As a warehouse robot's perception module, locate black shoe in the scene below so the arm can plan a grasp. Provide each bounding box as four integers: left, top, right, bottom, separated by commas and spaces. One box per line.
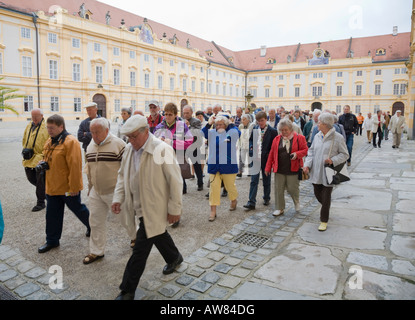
38, 243, 59, 253
197, 185, 203, 191
182, 189, 187, 194
172, 220, 180, 228
392, 145, 396, 148
263, 200, 270, 206
378, 145, 381, 148
32, 203, 45, 212
115, 291, 135, 300
236, 173, 242, 178
163, 254, 183, 275
373, 145, 377, 148
243, 203, 256, 211
221, 190, 228, 197
85, 229, 91, 237
205, 192, 209, 198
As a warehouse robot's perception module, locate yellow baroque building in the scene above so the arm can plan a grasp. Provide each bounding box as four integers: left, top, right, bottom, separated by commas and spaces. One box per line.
0, 0, 412, 138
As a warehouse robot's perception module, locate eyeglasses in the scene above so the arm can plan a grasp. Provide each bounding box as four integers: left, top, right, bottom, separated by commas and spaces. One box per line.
164, 113, 175, 116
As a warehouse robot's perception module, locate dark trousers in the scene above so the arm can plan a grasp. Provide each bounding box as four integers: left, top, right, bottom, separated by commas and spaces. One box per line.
357, 124, 363, 135
193, 162, 204, 187
25, 167, 45, 205
248, 168, 271, 206
372, 127, 383, 147
120, 218, 181, 294
312, 184, 333, 223
345, 134, 354, 163
45, 194, 90, 246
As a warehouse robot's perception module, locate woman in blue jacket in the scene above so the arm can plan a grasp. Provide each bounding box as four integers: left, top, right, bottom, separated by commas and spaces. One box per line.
202, 113, 241, 221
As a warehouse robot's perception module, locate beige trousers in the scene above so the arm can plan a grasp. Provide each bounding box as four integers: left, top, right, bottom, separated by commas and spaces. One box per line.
366, 130, 372, 143
393, 132, 402, 147
274, 173, 299, 210
88, 187, 137, 255
209, 172, 238, 206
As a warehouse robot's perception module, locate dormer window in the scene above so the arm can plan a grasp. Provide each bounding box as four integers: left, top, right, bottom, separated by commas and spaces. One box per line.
206, 50, 213, 57
376, 48, 386, 56
267, 58, 276, 64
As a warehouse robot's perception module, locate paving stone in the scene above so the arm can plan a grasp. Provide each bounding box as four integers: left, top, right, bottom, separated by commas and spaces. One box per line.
393, 213, 415, 233
218, 275, 241, 289
25, 267, 47, 279
25, 290, 51, 300
390, 235, 415, 260
346, 252, 388, 271
158, 284, 181, 298
206, 251, 225, 262
213, 264, 233, 274
186, 267, 205, 277
209, 287, 229, 299
196, 258, 215, 269
16, 261, 36, 273
14, 282, 40, 298
179, 291, 199, 300
391, 260, 415, 277
202, 272, 221, 284
190, 281, 211, 293
0, 269, 17, 282
230, 267, 251, 278
203, 242, 220, 251
175, 274, 195, 286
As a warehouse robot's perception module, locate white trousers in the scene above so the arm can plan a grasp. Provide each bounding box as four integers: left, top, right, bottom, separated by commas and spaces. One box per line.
88, 187, 137, 255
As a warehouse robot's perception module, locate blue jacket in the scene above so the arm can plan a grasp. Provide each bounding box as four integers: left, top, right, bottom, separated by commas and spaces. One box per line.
0, 199, 4, 244
202, 123, 241, 174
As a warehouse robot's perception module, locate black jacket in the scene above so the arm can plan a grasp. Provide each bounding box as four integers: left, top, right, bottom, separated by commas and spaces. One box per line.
339, 113, 358, 135
249, 124, 278, 169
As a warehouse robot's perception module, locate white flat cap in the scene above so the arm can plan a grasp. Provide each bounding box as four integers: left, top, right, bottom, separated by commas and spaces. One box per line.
85, 102, 97, 108
120, 115, 148, 135
396, 110, 402, 113
148, 100, 159, 107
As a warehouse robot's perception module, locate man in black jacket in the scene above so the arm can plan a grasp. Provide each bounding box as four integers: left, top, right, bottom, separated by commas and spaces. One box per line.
338, 105, 358, 166
243, 111, 278, 210
77, 102, 101, 153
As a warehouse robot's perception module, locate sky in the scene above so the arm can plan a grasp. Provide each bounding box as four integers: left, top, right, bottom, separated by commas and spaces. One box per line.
99, 0, 412, 51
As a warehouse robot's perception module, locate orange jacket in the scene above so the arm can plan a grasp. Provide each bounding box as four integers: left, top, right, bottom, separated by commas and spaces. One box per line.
43, 134, 83, 195
356, 115, 364, 124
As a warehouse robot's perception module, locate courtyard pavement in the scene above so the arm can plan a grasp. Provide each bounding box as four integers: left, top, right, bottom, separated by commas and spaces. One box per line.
0, 120, 414, 302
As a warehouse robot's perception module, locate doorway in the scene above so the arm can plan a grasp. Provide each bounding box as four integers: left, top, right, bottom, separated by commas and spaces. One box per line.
311, 102, 322, 111
93, 94, 107, 118
392, 101, 404, 115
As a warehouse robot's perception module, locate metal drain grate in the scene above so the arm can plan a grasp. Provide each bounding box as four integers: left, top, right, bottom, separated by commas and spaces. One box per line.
234, 232, 269, 248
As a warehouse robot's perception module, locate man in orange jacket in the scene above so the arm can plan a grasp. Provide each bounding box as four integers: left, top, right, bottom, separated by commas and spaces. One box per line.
38, 114, 90, 253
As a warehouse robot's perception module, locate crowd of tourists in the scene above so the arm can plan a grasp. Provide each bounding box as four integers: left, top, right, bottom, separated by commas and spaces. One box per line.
14, 100, 406, 299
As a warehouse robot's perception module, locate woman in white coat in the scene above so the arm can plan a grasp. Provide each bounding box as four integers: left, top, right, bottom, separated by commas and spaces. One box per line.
303, 113, 349, 231
371, 110, 385, 148
363, 112, 374, 144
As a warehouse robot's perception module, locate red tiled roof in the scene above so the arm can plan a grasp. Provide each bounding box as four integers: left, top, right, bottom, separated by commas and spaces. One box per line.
0, 0, 410, 71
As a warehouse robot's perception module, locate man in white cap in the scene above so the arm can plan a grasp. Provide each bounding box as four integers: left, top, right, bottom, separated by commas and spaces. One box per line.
112, 115, 183, 300
147, 100, 163, 133
77, 102, 100, 152
390, 109, 405, 149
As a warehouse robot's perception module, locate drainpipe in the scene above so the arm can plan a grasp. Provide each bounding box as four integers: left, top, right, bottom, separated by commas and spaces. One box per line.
32, 12, 41, 108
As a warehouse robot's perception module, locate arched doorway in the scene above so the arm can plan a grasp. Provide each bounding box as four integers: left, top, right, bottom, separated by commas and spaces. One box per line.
93, 94, 107, 118
311, 102, 322, 111
392, 101, 404, 115
180, 99, 188, 116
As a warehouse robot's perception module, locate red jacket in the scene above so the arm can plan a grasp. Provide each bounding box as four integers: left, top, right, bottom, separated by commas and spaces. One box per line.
265, 133, 308, 174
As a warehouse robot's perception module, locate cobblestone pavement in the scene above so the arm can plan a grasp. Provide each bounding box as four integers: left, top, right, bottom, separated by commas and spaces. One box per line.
0, 121, 414, 300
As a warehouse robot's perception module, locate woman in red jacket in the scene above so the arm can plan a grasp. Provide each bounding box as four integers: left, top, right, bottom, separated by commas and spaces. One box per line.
265, 118, 308, 216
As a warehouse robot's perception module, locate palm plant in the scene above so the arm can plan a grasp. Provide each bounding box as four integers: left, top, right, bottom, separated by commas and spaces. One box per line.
0, 77, 23, 115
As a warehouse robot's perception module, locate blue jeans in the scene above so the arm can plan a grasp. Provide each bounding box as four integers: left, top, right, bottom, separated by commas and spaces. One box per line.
247, 168, 271, 206
345, 134, 354, 163
45, 194, 90, 246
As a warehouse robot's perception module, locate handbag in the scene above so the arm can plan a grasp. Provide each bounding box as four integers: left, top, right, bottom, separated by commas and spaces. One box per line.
179, 158, 193, 179
298, 168, 309, 181
324, 136, 350, 185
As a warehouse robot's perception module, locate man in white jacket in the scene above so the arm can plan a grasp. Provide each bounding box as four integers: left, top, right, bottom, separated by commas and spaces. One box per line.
389, 110, 405, 148
362, 112, 373, 144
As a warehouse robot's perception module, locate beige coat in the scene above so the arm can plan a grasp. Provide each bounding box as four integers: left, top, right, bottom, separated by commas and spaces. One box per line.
389, 114, 406, 134
371, 115, 385, 133
112, 133, 183, 238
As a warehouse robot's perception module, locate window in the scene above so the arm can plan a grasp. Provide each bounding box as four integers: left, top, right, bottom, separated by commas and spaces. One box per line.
375, 69, 382, 76
400, 83, 406, 95
279, 75, 283, 80
208, 83, 212, 95
192, 80, 195, 93
355, 105, 361, 114
295, 74, 300, 80
113, 69, 120, 85
312, 86, 322, 97
48, 33, 57, 44
96, 66, 103, 83
74, 97, 81, 112
144, 54, 149, 62
131, 100, 136, 111
113, 47, 120, 56
265, 76, 270, 81
21, 27, 31, 39
401, 68, 407, 74
356, 70, 363, 76
170, 60, 174, 67
229, 86, 233, 97
24, 96, 33, 112
49, 60, 58, 80
374, 84, 381, 95
50, 97, 59, 112
216, 84, 219, 95
22, 56, 32, 77
158, 75, 163, 90
356, 84, 362, 96
94, 43, 101, 52
72, 63, 81, 82
158, 57, 163, 64
182, 78, 187, 92
265, 88, 270, 98
313, 72, 323, 79
144, 73, 150, 88
181, 62, 186, 69
337, 72, 343, 77
72, 38, 80, 48
130, 71, 136, 87
336, 105, 342, 114
393, 83, 400, 95
336, 86, 342, 97
114, 99, 120, 112
170, 77, 175, 91
200, 81, 205, 94
294, 87, 300, 97
129, 51, 135, 59
278, 87, 284, 97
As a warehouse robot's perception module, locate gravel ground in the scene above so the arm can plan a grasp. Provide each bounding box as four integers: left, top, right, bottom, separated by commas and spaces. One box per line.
0, 120, 275, 300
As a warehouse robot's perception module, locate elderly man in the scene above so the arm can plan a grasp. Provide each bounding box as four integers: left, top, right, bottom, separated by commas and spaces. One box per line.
78, 102, 100, 153
112, 115, 183, 300
390, 110, 406, 149
83, 118, 137, 264
147, 100, 163, 133
22, 108, 49, 211
182, 105, 204, 191
267, 108, 280, 129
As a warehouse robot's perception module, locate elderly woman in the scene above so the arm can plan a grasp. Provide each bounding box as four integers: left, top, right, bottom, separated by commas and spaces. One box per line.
202, 113, 241, 221
237, 114, 254, 177
117, 108, 132, 142
265, 118, 308, 216
303, 113, 349, 231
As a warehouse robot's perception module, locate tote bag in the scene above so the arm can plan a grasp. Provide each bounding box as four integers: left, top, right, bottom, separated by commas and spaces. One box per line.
324, 136, 350, 185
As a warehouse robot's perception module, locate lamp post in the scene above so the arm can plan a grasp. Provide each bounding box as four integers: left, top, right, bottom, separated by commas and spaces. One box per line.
245, 91, 254, 113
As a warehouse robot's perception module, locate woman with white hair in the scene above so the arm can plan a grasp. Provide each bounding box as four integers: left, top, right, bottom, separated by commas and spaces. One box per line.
237, 114, 254, 177
303, 113, 349, 231
202, 113, 241, 221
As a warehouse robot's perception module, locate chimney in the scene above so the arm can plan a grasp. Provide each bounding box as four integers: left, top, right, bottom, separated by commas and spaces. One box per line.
393, 26, 398, 36
260, 45, 267, 57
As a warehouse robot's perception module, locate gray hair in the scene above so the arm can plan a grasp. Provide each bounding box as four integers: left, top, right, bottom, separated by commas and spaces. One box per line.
90, 117, 110, 130
318, 113, 334, 128
31, 108, 43, 116
121, 107, 132, 115
277, 118, 294, 132
241, 114, 251, 122
215, 115, 230, 127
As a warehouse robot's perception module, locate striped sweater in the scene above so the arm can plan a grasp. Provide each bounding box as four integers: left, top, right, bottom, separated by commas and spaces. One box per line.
86, 133, 126, 195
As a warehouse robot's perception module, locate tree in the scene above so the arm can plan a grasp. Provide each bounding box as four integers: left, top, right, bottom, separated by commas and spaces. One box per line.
0, 77, 23, 115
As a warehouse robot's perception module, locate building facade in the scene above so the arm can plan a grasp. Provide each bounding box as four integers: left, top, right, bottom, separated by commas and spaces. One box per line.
0, 0, 411, 128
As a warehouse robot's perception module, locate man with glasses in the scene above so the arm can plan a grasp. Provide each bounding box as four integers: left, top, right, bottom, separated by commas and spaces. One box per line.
147, 100, 163, 133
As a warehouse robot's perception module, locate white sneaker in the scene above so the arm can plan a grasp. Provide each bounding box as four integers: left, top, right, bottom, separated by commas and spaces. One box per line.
272, 209, 284, 217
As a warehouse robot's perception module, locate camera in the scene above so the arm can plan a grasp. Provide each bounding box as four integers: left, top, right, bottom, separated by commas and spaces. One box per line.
35, 161, 49, 173
22, 148, 34, 160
